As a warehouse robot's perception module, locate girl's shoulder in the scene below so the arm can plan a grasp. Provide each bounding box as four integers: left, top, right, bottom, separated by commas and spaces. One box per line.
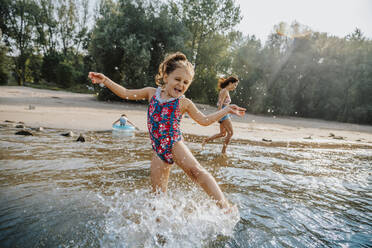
179, 97, 193, 112
146, 87, 157, 100
180, 97, 192, 105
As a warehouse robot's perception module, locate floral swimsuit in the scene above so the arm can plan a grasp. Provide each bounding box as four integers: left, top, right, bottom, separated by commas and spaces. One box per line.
147, 87, 182, 164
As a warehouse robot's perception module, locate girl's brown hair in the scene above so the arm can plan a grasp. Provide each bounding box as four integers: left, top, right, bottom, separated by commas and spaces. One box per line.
217, 76, 239, 90
155, 52, 194, 86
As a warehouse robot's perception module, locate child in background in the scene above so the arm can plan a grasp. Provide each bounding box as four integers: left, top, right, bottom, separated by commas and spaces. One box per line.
202, 76, 239, 154
112, 114, 137, 128
89, 52, 245, 210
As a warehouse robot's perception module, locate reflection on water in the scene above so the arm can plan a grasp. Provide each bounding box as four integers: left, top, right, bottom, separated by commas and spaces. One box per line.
0, 125, 371, 247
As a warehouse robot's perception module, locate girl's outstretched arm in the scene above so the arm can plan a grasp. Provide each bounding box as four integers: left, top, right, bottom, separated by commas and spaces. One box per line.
89, 72, 155, 101
182, 98, 246, 126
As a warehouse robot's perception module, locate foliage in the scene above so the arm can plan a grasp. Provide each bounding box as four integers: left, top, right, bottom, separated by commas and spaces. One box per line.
89, 0, 189, 100
1, 1, 371, 124
169, 0, 242, 103
1, 0, 41, 85
0, 44, 10, 85
229, 26, 372, 124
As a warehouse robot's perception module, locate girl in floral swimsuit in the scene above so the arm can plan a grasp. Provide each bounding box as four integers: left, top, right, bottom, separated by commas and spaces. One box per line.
88, 52, 245, 210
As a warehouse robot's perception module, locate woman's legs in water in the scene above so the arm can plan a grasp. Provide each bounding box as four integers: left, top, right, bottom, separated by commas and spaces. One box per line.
150, 152, 173, 193
202, 123, 226, 147
221, 119, 233, 154
172, 141, 229, 208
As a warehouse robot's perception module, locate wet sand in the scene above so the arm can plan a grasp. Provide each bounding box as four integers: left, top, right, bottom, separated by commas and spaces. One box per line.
1, 86, 372, 147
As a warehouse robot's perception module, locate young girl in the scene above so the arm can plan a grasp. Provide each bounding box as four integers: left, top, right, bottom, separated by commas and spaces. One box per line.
88, 52, 245, 210
202, 76, 239, 154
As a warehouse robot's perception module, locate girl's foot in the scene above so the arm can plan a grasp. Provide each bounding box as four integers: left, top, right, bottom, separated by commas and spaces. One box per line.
224, 203, 238, 214
217, 200, 238, 214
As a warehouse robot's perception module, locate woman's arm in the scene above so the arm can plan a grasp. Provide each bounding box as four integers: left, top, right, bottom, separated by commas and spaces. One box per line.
182, 98, 245, 126
89, 72, 155, 101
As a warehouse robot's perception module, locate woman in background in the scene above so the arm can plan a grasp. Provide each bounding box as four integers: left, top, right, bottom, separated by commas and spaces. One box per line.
202, 76, 239, 154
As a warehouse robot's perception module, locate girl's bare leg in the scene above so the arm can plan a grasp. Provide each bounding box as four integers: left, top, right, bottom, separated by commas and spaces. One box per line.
202, 124, 226, 147
172, 141, 229, 208
221, 119, 233, 154
150, 152, 173, 193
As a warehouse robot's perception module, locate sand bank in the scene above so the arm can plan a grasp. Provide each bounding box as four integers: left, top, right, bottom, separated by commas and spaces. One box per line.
1, 86, 372, 148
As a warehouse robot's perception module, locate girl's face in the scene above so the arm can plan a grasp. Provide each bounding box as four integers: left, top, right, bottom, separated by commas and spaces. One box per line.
227, 82, 239, 91
163, 67, 193, 98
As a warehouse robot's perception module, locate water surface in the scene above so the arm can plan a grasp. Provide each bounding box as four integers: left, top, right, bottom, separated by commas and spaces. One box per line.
0, 126, 371, 247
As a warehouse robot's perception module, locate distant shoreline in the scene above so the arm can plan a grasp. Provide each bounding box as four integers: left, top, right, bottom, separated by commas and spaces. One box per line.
1, 86, 372, 148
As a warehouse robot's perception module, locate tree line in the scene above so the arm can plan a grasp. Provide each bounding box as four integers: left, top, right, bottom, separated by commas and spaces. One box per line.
1, 0, 371, 124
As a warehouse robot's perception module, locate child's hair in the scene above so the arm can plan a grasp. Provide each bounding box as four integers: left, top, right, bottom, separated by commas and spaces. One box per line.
121, 114, 127, 117
155, 52, 194, 86
217, 76, 239, 90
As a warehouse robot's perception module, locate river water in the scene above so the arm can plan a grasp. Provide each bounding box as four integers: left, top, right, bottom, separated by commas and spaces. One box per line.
0, 126, 371, 247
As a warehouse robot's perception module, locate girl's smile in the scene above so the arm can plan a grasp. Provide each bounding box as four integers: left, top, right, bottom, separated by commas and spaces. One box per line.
163, 68, 193, 99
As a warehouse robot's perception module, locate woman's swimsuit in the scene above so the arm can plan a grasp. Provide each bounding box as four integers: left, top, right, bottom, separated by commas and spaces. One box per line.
217, 91, 231, 123
147, 87, 182, 164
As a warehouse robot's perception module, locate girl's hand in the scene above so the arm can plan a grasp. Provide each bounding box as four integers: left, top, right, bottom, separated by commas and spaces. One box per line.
88, 72, 107, 84
228, 104, 246, 116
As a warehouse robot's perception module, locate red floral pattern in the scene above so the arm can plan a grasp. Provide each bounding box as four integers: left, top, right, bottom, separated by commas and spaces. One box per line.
147, 89, 183, 164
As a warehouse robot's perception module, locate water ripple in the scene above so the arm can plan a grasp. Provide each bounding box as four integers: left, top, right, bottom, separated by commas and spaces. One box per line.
0, 127, 371, 247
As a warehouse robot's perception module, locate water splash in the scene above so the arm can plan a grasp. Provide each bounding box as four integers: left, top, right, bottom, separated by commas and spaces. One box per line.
97, 188, 240, 247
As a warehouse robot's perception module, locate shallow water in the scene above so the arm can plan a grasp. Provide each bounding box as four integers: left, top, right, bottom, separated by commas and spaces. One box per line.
0, 126, 371, 247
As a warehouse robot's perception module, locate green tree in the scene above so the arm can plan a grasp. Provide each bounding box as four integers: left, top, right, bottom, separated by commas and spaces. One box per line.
230, 34, 265, 113
188, 32, 238, 103
343, 29, 372, 123
35, 0, 58, 54
169, 0, 241, 103
35, 0, 91, 87
56, 0, 77, 56
1, 0, 41, 85
230, 22, 372, 125
0, 43, 10, 85
90, 0, 188, 100
170, 0, 241, 66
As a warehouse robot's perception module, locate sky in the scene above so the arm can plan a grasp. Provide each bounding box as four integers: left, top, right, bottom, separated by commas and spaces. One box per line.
235, 0, 372, 42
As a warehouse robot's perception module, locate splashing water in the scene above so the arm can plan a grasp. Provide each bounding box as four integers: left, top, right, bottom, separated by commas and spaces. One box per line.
98, 188, 239, 248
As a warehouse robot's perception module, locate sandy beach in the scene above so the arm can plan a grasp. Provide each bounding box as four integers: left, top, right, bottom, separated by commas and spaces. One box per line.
1, 86, 372, 147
